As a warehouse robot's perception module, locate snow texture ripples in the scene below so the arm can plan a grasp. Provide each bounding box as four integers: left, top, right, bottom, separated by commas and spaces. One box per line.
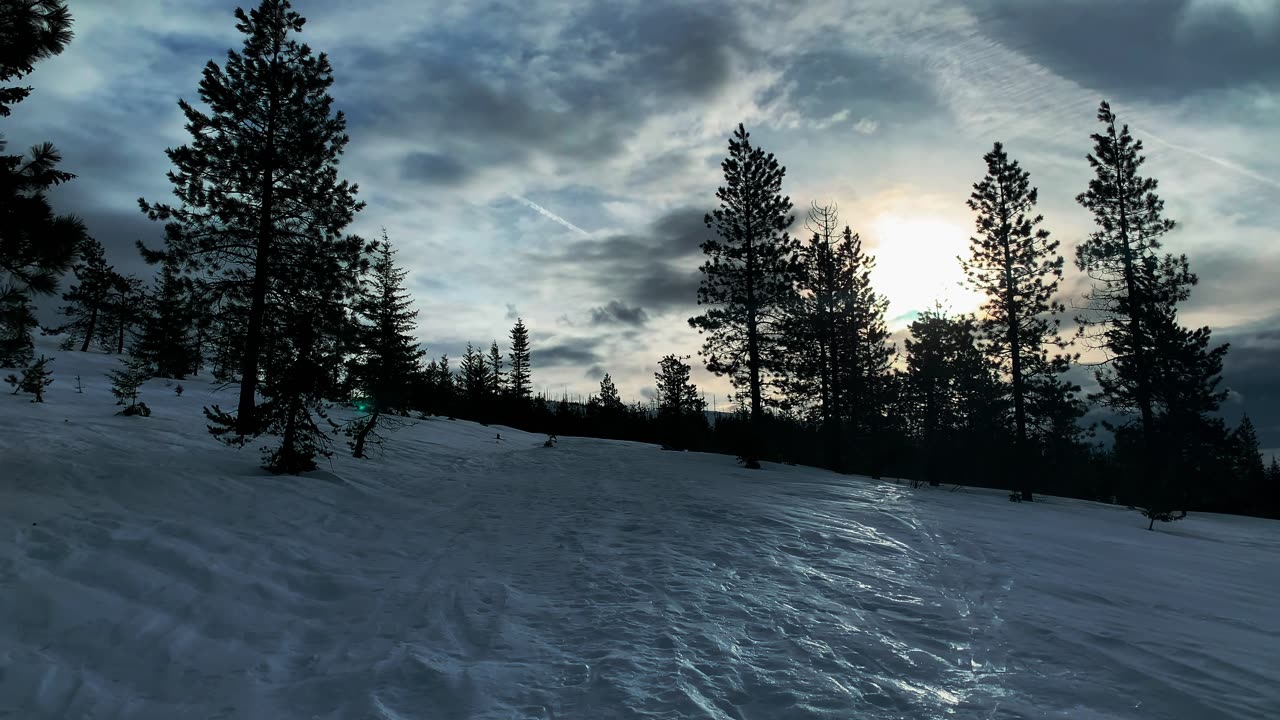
2, 366, 1277, 720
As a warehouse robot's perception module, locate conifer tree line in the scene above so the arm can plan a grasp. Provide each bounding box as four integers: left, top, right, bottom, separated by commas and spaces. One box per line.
2, 1, 1275, 520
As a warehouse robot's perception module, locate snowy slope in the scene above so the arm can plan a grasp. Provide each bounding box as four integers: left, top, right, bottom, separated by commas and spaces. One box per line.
2, 341, 1278, 719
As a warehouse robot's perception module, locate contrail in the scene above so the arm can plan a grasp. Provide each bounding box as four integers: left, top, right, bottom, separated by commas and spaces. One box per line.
508, 194, 592, 237
1133, 126, 1280, 192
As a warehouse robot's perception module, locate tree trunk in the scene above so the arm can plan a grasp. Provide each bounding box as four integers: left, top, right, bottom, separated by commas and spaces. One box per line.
1003, 234, 1030, 501
1115, 164, 1160, 519
80, 307, 97, 352
352, 413, 376, 458
235, 51, 279, 437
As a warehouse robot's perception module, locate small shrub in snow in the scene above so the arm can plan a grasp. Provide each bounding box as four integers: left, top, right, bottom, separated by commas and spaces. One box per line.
108, 356, 152, 417
5, 356, 54, 402
175, 383, 184, 396
1141, 507, 1187, 529
544, 434, 558, 448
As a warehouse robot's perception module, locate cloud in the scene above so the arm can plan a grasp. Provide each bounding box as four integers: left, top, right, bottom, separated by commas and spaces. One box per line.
526, 206, 709, 317
590, 301, 649, 327
399, 151, 471, 186
536, 340, 605, 368
968, 0, 1280, 101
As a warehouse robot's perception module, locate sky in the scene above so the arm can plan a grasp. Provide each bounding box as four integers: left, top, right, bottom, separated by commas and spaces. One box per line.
9, 0, 1280, 453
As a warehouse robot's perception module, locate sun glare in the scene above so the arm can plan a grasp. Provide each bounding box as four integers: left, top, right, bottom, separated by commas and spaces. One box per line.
867, 214, 983, 329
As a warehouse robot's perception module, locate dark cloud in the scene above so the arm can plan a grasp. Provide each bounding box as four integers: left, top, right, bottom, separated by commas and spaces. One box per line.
537, 341, 604, 368
505, 304, 520, 321
529, 207, 708, 315
1180, 250, 1280, 317
334, 1, 746, 180
399, 151, 471, 186
565, 1, 743, 100
1216, 318, 1280, 450
591, 300, 649, 327
970, 0, 1280, 100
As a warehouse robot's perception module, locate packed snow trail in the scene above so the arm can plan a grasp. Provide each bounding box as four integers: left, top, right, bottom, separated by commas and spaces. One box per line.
2, 347, 1278, 718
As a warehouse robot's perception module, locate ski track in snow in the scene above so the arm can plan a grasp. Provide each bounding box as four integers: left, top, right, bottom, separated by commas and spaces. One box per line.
2, 345, 1278, 719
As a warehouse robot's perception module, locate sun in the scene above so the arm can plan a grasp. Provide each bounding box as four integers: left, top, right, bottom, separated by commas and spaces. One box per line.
866, 213, 984, 330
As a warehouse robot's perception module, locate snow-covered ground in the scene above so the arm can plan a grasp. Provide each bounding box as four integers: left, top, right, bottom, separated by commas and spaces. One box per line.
2, 341, 1278, 719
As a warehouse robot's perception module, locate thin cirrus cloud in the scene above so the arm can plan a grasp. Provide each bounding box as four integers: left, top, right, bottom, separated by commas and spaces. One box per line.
7, 0, 1276, 444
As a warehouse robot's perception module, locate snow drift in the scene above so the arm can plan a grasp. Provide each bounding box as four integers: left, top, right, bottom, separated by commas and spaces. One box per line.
2, 343, 1277, 719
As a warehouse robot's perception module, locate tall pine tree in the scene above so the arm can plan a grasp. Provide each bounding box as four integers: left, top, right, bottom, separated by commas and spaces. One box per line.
690, 124, 799, 469
961, 142, 1079, 501
507, 318, 532, 401
1075, 101, 1228, 528
139, 0, 365, 437
0, 0, 85, 365
780, 204, 894, 472
488, 340, 504, 397
345, 234, 425, 457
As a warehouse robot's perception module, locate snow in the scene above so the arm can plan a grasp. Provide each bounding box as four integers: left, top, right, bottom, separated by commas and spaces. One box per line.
2, 340, 1278, 719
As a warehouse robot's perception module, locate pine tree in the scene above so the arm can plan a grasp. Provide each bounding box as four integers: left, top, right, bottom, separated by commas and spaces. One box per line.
139, 0, 365, 437
0, 1, 85, 365
690, 124, 799, 469
488, 340, 505, 397
459, 342, 492, 408
962, 142, 1079, 500
1229, 414, 1266, 510
780, 203, 895, 472
902, 309, 1004, 487
344, 234, 424, 457
655, 354, 707, 452
244, 276, 349, 473
97, 274, 145, 354
1075, 101, 1229, 529
436, 353, 454, 414
832, 226, 897, 477
45, 237, 118, 352
107, 355, 152, 416
5, 354, 53, 401
587, 371, 626, 436
1268, 456, 1280, 518
507, 318, 532, 401
133, 256, 199, 378
595, 373, 624, 412
779, 203, 846, 466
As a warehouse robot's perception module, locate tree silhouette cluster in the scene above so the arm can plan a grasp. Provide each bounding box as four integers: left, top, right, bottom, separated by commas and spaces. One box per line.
1, 1, 1273, 522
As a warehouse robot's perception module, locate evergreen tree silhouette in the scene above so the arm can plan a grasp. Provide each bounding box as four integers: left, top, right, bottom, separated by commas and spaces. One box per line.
690, 124, 799, 469
1075, 101, 1229, 528
962, 142, 1081, 501
507, 318, 532, 400
902, 308, 1004, 487
97, 275, 145, 354
133, 256, 199, 378
45, 238, 119, 352
655, 354, 707, 452
139, 0, 364, 438
0, 0, 85, 365
345, 233, 424, 457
